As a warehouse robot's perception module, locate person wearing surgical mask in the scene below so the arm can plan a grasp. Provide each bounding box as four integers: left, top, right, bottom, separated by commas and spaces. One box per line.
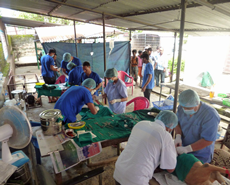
103, 68, 128, 114
175, 89, 220, 163
114, 111, 178, 185
67, 62, 83, 86
54, 78, 99, 124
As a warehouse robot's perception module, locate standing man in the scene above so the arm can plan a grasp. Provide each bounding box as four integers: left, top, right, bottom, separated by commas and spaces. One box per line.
67, 62, 83, 86
175, 89, 220, 163
137, 50, 143, 87
41, 48, 60, 103
61, 52, 82, 81
81, 61, 102, 96
130, 49, 138, 86
141, 52, 154, 102
154, 47, 167, 87
114, 110, 178, 185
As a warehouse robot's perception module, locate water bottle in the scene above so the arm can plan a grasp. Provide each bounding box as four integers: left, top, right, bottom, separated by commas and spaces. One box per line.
5, 90, 9, 100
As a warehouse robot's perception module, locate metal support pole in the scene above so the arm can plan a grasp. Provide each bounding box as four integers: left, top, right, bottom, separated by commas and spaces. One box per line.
170, 32, 177, 94
173, 0, 187, 113
103, 13, 106, 85
34, 42, 40, 70
74, 20, 78, 57
129, 30, 131, 75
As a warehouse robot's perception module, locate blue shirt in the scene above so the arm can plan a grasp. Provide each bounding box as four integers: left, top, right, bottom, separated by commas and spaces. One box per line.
104, 78, 128, 114
142, 62, 154, 89
81, 71, 102, 95
68, 66, 83, 85
54, 86, 93, 123
177, 102, 220, 163
61, 57, 82, 81
41, 55, 55, 78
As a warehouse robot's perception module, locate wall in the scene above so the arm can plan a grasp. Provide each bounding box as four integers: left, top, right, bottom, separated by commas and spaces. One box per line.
10, 34, 42, 57
184, 35, 230, 93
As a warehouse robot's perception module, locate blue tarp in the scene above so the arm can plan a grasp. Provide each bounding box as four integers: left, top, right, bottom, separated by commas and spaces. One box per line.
42, 41, 130, 78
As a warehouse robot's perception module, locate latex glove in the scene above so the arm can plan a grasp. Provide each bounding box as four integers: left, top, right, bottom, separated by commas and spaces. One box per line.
91, 89, 96, 95
176, 145, 193, 155
57, 68, 61, 72
174, 134, 182, 147
110, 99, 121, 104
95, 106, 99, 111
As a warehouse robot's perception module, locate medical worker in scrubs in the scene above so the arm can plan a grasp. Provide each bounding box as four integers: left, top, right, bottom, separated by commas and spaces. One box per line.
175, 89, 220, 163
103, 68, 128, 114
114, 110, 178, 185
67, 62, 83, 86
61, 52, 82, 81
81, 61, 102, 95
54, 78, 99, 124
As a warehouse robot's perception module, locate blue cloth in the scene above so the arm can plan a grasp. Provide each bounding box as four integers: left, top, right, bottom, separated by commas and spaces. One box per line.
177, 102, 220, 163
61, 56, 82, 81
54, 86, 93, 123
104, 79, 127, 114
81, 71, 102, 95
142, 62, 155, 89
41, 55, 55, 78
68, 66, 83, 85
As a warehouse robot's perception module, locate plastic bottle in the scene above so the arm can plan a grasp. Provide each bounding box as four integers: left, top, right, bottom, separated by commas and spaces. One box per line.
210, 85, 215, 98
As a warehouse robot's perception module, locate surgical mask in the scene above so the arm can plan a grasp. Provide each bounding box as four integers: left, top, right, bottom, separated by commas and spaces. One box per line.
91, 91, 94, 95
183, 108, 196, 115
51, 55, 54, 57
69, 60, 72, 63
109, 79, 114, 83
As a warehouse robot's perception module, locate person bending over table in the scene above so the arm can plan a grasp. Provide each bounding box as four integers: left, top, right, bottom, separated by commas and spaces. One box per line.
103, 68, 128, 114
114, 110, 178, 185
67, 62, 83, 86
81, 61, 102, 96
174, 89, 220, 163
41, 48, 60, 103
54, 78, 99, 124
61, 52, 82, 81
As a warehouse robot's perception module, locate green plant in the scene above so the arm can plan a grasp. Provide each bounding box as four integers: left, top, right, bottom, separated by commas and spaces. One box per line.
2, 63, 10, 77
168, 57, 185, 74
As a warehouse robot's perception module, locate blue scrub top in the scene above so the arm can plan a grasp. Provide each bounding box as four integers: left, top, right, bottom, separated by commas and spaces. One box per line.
81, 71, 102, 95
41, 55, 55, 78
142, 62, 154, 89
61, 56, 82, 81
54, 86, 93, 123
104, 78, 128, 114
68, 66, 83, 85
177, 102, 220, 163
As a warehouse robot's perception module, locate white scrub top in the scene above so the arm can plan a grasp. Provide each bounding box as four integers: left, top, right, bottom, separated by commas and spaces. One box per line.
113, 120, 177, 185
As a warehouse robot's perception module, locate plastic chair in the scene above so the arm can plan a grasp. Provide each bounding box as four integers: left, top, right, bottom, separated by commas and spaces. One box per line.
118, 71, 134, 95
126, 97, 149, 111
55, 75, 65, 84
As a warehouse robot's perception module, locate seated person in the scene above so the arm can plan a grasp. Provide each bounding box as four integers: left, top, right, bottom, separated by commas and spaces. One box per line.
67, 62, 83, 86
54, 78, 99, 124
103, 68, 128, 114
81, 61, 102, 95
61, 52, 82, 81
172, 153, 229, 185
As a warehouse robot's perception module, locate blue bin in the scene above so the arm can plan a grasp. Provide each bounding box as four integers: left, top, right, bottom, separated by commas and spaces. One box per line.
152, 101, 173, 110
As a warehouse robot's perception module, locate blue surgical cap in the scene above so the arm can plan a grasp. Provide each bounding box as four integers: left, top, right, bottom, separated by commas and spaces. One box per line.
104, 68, 118, 78
63, 52, 71, 62
179, 89, 200, 107
155, 110, 178, 129
67, 62, 76, 71
82, 78, 96, 89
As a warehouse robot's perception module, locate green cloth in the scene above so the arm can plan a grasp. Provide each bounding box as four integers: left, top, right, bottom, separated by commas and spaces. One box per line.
65, 108, 160, 147
173, 153, 201, 181
79, 132, 92, 145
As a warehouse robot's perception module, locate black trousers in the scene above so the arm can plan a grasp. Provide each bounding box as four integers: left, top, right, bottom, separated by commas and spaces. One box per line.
144, 89, 152, 101
43, 76, 56, 84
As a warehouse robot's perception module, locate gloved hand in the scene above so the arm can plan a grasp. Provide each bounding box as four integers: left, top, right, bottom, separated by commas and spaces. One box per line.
110, 99, 121, 104
174, 134, 182, 147
91, 89, 96, 95
95, 106, 100, 111
57, 68, 61, 72
176, 145, 193, 155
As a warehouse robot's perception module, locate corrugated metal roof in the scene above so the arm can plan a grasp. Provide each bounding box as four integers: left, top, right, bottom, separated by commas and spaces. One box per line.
35, 25, 123, 43
1, 0, 230, 36
1, 16, 63, 28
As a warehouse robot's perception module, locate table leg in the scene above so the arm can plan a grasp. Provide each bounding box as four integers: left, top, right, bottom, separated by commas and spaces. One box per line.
55, 171, 62, 185
159, 85, 163, 102
117, 143, 121, 156
87, 158, 92, 165
99, 173, 103, 185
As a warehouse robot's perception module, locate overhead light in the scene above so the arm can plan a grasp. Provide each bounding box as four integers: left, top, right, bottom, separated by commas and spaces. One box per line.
90, 52, 94, 56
